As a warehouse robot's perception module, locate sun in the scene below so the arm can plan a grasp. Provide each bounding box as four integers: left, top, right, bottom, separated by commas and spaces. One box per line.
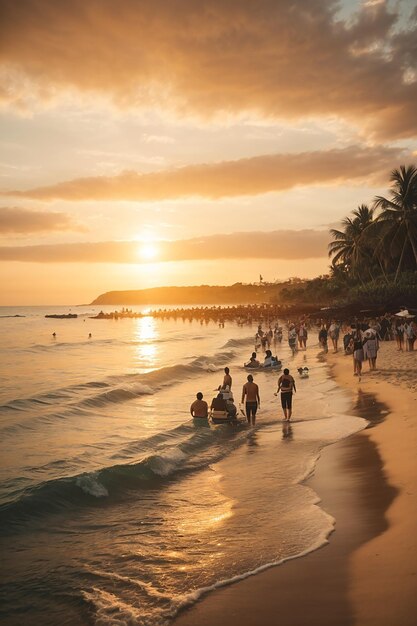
139, 242, 159, 261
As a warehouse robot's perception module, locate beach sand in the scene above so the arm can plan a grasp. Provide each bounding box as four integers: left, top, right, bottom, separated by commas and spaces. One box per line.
174, 341, 417, 626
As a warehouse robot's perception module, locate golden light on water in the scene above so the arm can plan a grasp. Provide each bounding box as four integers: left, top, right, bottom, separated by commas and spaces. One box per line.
134, 316, 158, 369
136, 316, 157, 342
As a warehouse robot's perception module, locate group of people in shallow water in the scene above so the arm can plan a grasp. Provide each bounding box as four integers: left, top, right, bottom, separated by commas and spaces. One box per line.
190, 366, 297, 426
244, 349, 281, 369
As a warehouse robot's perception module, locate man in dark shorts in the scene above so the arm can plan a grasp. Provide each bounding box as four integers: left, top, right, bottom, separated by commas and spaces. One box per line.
241, 374, 260, 426
276, 368, 296, 421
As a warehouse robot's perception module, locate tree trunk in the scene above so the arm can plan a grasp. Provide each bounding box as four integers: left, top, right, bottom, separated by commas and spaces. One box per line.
395, 238, 408, 283
377, 257, 389, 284
407, 224, 417, 266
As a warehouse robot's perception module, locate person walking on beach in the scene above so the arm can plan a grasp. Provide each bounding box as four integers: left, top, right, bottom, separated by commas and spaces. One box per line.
328, 320, 340, 353
276, 368, 296, 421
395, 321, 404, 350
241, 374, 260, 426
351, 328, 364, 378
318, 325, 328, 353
363, 329, 379, 371
190, 392, 208, 419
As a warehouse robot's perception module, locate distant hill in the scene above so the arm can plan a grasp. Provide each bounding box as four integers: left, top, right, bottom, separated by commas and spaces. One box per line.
91, 283, 286, 305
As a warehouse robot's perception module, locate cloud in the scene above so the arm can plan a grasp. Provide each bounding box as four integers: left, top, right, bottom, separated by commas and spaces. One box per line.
0, 206, 85, 233
1, 0, 416, 139
0, 230, 329, 262
0, 145, 406, 201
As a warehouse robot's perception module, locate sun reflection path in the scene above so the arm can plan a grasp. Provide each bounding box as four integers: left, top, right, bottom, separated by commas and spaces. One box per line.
134, 316, 159, 368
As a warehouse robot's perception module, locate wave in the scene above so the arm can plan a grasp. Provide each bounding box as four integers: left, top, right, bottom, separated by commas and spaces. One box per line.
81, 515, 334, 626
0, 347, 239, 422
0, 419, 253, 531
221, 336, 253, 349
22, 334, 207, 354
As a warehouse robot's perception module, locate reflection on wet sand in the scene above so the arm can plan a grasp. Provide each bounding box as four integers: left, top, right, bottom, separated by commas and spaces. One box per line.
282, 422, 293, 441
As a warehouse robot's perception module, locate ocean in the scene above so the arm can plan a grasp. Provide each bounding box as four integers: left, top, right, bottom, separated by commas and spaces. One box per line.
0, 305, 366, 626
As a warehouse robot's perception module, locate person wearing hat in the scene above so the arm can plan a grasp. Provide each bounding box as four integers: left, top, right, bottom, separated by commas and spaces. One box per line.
363, 328, 379, 370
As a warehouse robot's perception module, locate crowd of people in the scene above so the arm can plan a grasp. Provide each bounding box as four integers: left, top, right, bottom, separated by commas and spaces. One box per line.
149, 304, 291, 326
190, 366, 297, 426
189, 310, 415, 427
316, 312, 416, 376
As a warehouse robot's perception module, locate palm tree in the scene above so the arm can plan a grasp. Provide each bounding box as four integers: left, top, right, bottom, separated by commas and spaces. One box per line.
373, 165, 417, 282
328, 204, 375, 281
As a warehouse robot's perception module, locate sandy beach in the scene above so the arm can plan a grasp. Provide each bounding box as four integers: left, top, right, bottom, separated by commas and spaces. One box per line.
174, 341, 417, 626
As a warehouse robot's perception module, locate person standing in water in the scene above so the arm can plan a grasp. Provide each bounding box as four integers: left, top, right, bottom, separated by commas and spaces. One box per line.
241, 374, 260, 426
190, 392, 208, 418
223, 367, 232, 389
276, 368, 296, 421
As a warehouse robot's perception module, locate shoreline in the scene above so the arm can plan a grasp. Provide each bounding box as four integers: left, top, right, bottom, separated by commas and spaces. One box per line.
174, 342, 417, 626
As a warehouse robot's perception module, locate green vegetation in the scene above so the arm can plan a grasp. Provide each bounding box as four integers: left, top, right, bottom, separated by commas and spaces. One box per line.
280, 165, 417, 311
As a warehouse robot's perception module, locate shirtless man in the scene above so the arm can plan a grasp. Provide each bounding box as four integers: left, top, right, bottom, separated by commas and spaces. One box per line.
276, 368, 296, 421
241, 374, 260, 426
223, 367, 232, 389
245, 352, 260, 368
190, 392, 208, 419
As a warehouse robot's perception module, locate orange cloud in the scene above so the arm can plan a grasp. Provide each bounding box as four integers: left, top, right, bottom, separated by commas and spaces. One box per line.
1, 0, 416, 139
0, 206, 85, 233
0, 145, 406, 201
0, 230, 329, 262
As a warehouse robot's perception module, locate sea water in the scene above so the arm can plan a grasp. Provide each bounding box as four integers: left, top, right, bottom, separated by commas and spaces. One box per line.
0, 305, 366, 626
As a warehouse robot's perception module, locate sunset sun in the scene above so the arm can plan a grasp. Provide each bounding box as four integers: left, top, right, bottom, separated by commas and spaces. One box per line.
139, 242, 159, 261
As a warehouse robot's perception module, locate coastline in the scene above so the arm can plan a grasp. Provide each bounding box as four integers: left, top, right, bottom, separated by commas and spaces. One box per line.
174, 342, 417, 626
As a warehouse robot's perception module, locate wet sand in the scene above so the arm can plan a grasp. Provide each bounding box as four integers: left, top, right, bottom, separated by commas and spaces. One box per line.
174, 342, 417, 626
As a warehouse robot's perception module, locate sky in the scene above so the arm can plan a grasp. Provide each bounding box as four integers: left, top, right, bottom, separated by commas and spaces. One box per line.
1, 0, 416, 304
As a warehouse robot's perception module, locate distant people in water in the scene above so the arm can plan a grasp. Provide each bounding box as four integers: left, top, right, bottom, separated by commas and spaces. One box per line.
263, 350, 281, 368
297, 324, 308, 350
245, 352, 260, 368
241, 374, 260, 426
190, 392, 208, 419
274, 326, 283, 343
288, 326, 297, 355
88, 333, 92, 339
52, 332, 56, 338
276, 368, 296, 421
